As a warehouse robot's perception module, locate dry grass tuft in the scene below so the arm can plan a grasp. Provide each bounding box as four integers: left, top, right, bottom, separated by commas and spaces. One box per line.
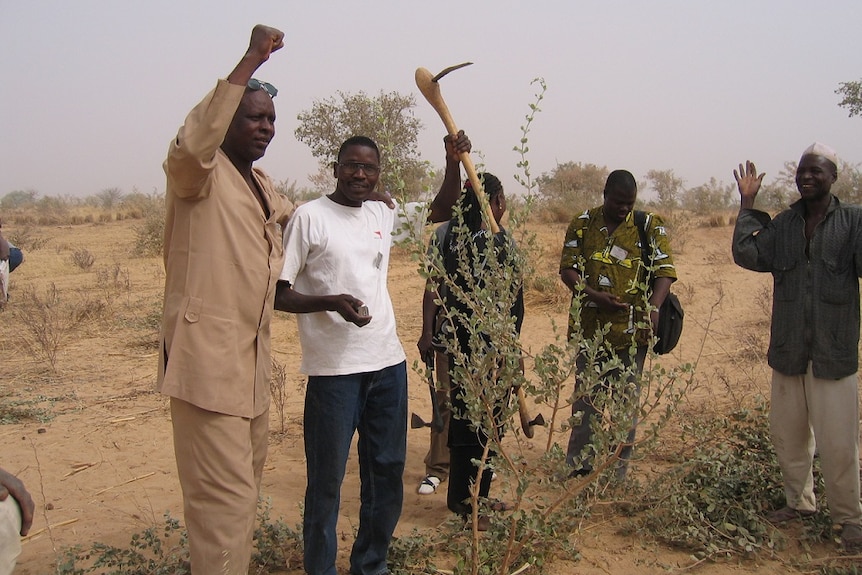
70, 248, 96, 270
8, 225, 51, 251
9, 283, 83, 371
661, 210, 694, 254
524, 274, 570, 309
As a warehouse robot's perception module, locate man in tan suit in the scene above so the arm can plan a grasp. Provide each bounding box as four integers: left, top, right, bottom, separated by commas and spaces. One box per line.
158, 25, 293, 574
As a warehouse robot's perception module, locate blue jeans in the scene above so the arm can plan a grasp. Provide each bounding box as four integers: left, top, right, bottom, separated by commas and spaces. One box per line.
303, 361, 407, 575
8, 247, 23, 273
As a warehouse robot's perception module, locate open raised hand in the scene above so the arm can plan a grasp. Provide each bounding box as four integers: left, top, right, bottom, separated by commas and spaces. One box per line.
733, 161, 765, 209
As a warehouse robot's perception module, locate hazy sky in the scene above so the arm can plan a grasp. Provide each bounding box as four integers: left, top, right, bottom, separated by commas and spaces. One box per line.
1, 0, 860, 200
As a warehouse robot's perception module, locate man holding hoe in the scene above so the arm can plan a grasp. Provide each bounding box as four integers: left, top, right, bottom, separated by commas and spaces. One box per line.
414, 134, 479, 497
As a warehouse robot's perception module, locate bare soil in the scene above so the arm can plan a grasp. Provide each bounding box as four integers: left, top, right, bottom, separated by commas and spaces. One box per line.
0, 216, 854, 574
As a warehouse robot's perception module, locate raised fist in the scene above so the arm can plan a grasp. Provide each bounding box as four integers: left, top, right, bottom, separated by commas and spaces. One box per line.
247, 24, 284, 62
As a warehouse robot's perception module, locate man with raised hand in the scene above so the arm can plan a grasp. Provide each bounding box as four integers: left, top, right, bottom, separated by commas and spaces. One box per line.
158, 25, 293, 573
732, 144, 862, 554
414, 134, 470, 497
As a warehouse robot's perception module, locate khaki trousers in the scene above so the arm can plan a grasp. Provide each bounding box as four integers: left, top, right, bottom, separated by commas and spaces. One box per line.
171, 398, 269, 574
423, 350, 451, 480
770, 365, 862, 526
0, 495, 22, 575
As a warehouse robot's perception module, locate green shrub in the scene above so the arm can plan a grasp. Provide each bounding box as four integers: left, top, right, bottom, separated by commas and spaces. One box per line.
635, 406, 829, 559
58, 501, 304, 574
57, 513, 189, 575
252, 498, 303, 571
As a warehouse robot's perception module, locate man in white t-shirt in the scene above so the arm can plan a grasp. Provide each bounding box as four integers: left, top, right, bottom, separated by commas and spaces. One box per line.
275, 132, 470, 575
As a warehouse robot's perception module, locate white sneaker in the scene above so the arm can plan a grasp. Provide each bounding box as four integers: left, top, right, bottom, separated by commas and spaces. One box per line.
417, 475, 441, 495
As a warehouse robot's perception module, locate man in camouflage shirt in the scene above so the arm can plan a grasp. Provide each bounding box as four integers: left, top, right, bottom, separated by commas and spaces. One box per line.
559, 169, 676, 479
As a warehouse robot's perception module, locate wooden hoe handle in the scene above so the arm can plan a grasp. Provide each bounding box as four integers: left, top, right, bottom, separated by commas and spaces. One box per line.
415, 67, 499, 234
517, 387, 535, 439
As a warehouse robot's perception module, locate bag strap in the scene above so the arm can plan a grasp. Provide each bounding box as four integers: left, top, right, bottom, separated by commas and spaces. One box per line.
633, 210, 653, 285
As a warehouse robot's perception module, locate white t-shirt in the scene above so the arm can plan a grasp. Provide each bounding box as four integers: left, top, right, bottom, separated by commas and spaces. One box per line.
280, 196, 426, 375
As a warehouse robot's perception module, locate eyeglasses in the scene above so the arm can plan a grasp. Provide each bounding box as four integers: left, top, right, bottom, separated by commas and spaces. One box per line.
337, 162, 380, 176
247, 78, 278, 98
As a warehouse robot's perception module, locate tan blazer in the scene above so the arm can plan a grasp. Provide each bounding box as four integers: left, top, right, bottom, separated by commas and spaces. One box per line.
158, 80, 293, 418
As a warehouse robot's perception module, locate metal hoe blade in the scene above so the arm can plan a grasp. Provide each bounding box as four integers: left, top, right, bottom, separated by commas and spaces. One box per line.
432, 62, 473, 83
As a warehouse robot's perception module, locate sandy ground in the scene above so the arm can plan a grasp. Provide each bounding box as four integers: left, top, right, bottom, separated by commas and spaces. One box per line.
0, 215, 852, 574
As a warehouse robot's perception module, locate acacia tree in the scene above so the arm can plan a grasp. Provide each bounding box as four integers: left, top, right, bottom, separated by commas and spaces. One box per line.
295, 90, 428, 199
95, 187, 125, 209
836, 163, 862, 204
680, 177, 734, 214
536, 161, 608, 221
836, 78, 862, 117
1, 189, 38, 209
644, 169, 684, 211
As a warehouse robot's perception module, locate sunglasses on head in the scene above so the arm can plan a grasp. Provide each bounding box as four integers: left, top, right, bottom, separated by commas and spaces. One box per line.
247, 78, 278, 98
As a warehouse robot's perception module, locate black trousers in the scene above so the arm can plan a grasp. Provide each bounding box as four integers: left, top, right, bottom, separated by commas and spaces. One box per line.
446, 350, 501, 515
447, 444, 495, 515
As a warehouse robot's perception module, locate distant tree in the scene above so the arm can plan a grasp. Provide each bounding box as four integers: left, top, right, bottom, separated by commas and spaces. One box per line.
118, 190, 163, 216
121, 190, 154, 209
307, 163, 335, 197
537, 161, 608, 221
644, 169, 684, 211
274, 178, 319, 205
681, 177, 734, 214
752, 181, 794, 213
96, 187, 125, 210
295, 90, 426, 200
835, 162, 862, 205
37, 195, 71, 210
836, 78, 862, 118
773, 160, 799, 191
1, 189, 38, 209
